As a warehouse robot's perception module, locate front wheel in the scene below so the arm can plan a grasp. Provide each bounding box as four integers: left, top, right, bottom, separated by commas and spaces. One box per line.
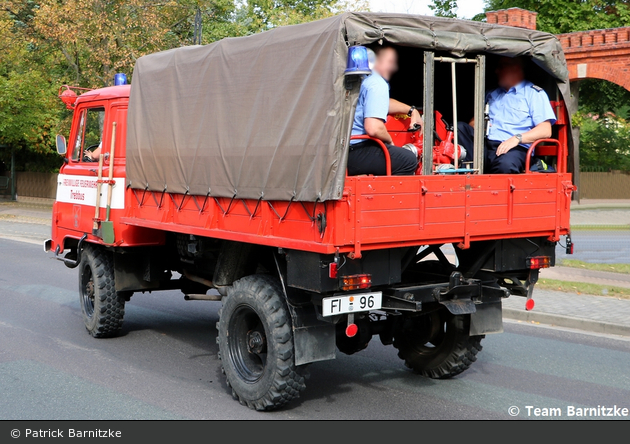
78, 244, 126, 338
393, 309, 483, 379
217, 275, 306, 411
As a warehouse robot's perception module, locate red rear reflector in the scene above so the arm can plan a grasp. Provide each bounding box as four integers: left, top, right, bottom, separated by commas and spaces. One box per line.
329, 262, 338, 279
525, 299, 535, 311
340, 274, 372, 291
346, 323, 358, 338
527, 256, 551, 269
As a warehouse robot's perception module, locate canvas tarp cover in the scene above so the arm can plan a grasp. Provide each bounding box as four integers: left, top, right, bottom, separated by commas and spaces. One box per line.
126, 12, 572, 202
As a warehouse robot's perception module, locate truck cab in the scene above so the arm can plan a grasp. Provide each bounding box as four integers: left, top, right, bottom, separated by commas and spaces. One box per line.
50, 85, 163, 261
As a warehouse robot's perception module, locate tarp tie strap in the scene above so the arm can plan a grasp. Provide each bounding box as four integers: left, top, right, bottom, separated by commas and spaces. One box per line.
223, 194, 237, 216
268, 197, 295, 222
250, 197, 263, 220
194, 191, 211, 214
170, 189, 189, 212
213, 197, 226, 215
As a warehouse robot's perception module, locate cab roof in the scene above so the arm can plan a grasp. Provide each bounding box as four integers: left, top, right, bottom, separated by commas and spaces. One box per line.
76, 85, 130, 105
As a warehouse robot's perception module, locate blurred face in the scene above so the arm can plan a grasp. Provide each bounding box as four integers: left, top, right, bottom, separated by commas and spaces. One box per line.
496, 57, 525, 90
374, 47, 398, 81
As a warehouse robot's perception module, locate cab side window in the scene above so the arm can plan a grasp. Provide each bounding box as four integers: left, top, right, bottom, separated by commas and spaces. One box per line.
71, 107, 105, 162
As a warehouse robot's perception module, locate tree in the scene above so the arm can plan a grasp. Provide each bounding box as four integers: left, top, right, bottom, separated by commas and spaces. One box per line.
430, 0, 458, 18
573, 112, 630, 170
0, 8, 61, 171
31, 1, 238, 87
0, 1, 368, 172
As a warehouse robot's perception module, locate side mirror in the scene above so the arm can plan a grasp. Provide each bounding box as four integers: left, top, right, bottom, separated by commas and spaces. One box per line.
56, 134, 67, 155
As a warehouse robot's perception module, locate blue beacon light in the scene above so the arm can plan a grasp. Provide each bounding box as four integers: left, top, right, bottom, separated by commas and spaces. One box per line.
344, 46, 372, 76
114, 73, 128, 86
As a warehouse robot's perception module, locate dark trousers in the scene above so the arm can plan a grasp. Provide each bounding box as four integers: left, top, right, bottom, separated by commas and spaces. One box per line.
347, 140, 418, 176
457, 122, 476, 163
456, 122, 528, 174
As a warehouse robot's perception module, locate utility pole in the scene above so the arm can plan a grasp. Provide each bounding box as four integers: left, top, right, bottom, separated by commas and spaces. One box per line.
0, 144, 15, 201
11, 146, 16, 201
193, 7, 203, 45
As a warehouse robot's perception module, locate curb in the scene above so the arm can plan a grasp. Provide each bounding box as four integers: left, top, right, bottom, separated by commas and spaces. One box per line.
503, 308, 630, 337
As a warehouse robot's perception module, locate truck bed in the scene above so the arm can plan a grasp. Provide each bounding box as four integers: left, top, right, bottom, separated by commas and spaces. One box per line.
119, 172, 573, 257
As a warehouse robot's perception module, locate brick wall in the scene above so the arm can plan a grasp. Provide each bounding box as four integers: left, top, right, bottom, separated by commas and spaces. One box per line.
485, 8, 537, 30
557, 27, 630, 90
486, 7, 630, 89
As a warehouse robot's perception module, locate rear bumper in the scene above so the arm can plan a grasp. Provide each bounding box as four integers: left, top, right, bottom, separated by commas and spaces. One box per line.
382, 271, 508, 335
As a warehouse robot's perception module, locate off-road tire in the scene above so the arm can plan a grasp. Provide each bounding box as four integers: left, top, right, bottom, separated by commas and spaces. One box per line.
217, 274, 306, 411
78, 244, 125, 338
393, 311, 483, 379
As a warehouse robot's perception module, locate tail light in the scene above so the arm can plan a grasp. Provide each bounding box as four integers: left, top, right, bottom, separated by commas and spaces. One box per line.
328, 261, 338, 279
527, 256, 551, 269
340, 274, 372, 291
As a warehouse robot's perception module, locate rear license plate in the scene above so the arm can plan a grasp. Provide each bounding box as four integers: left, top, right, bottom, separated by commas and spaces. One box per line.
322, 292, 382, 317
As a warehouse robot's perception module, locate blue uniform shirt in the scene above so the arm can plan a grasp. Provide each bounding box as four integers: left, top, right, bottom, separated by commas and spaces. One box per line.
487, 80, 557, 148
351, 72, 390, 145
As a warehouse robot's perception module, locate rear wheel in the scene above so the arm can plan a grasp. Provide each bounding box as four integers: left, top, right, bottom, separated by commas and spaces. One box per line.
217, 275, 306, 411
393, 309, 483, 379
78, 244, 126, 338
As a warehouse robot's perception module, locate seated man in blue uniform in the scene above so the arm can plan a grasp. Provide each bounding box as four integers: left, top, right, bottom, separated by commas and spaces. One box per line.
458, 57, 557, 174
347, 46, 420, 176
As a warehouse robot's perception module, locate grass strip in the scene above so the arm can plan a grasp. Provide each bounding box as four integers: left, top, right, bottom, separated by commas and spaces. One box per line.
571, 225, 630, 231
560, 259, 630, 275
537, 278, 630, 300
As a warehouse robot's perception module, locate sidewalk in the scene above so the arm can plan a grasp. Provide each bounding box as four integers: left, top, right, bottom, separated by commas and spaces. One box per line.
572, 199, 630, 210
503, 289, 630, 337
1, 198, 629, 336
571, 199, 630, 227
0, 198, 52, 225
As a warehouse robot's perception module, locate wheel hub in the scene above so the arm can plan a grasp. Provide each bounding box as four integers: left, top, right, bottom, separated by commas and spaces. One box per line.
81, 269, 96, 318
247, 330, 266, 354
86, 281, 94, 299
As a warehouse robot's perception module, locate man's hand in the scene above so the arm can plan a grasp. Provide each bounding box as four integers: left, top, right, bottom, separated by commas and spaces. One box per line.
496, 136, 519, 156
409, 109, 423, 132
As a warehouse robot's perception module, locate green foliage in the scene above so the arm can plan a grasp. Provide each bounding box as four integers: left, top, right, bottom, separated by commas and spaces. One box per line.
573, 110, 630, 170
0, 70, 58, 153
579, 79, 630, 117
430, 0, 458, 18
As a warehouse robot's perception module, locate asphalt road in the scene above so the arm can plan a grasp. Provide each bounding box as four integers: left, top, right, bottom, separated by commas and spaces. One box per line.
555, 230, 630, 264
2, 239, 630, 420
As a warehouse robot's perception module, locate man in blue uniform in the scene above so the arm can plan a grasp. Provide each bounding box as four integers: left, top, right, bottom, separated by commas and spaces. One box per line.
347, 46, 421, 176
458, 57, 557, 174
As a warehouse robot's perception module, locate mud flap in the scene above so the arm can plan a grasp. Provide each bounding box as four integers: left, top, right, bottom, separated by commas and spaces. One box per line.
287, 302, 336, 366
470, 301, 503, 335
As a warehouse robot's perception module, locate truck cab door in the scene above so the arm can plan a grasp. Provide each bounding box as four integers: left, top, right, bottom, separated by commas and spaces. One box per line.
56, 103, 109, 234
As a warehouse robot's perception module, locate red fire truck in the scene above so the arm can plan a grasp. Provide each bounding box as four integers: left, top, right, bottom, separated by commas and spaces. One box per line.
46, 13, 576, 410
